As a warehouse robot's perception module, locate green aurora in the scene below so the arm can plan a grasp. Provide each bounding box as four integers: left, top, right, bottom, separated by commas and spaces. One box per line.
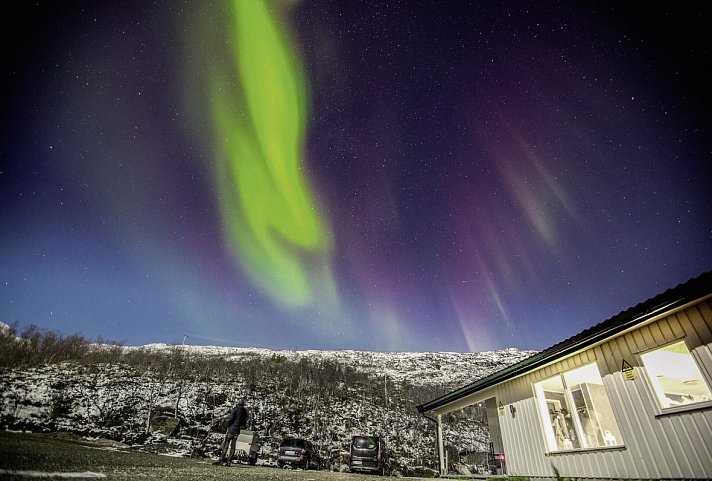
208, 0, 335, 309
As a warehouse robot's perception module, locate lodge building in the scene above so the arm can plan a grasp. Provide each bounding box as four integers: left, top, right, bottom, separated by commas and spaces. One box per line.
418, 271, 712, 480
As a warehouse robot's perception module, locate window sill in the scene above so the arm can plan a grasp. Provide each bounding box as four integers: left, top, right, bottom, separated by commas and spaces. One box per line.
655, 400, 712, 417
545, 445, 626, 456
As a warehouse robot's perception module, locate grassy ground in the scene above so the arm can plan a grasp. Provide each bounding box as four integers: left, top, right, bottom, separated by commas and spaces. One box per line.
0, 431, 411, 481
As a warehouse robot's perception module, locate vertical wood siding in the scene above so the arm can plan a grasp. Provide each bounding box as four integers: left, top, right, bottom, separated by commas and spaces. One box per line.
446, 298, 712, 480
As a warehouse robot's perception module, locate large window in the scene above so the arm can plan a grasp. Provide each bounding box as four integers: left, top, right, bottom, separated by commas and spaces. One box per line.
535, 363, 623, 452
640, 341, 712, 409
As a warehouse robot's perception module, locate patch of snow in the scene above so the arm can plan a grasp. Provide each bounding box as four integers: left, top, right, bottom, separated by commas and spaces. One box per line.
0, 470, 106, 478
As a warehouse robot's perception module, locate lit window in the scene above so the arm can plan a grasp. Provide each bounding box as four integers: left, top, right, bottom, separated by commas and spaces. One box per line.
534, 363, 623, 451
640, 341, 712, 409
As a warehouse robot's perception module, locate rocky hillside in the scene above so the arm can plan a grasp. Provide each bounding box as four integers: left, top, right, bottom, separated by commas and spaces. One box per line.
0, 323, 535, 475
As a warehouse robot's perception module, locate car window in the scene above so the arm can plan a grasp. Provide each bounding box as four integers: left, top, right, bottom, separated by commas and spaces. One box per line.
281, 438, 306, 448
353, 437, 378, 449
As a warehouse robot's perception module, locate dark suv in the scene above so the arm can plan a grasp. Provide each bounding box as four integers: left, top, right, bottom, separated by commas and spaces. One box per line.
276, 438, 320, 470
348, 435, 389, 475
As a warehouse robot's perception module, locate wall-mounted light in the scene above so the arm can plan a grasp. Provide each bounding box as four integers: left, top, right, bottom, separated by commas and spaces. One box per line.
510, 404, 516, 418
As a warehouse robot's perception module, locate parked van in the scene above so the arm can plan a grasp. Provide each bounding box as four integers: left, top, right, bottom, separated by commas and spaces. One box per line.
348, 435, 389, 476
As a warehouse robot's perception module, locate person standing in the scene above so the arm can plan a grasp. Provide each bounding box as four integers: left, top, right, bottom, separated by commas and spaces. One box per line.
217, 400, 248, 465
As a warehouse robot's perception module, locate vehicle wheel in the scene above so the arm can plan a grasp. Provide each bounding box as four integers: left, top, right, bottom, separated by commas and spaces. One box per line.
249, 454, 257, 466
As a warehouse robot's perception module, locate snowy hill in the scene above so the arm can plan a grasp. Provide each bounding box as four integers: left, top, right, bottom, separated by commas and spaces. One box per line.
0, 328, 535, 475
140, 343, 532, 388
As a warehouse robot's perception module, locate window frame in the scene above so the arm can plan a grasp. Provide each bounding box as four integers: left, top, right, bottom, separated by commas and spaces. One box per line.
639, 339, 712, 415
534, 361, 624, 454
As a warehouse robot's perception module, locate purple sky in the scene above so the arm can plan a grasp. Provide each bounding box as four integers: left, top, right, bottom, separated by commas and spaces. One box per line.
2, 1, 711, 352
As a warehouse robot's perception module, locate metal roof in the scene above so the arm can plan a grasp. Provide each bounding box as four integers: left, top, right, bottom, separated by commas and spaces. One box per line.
417, 270, 712, 414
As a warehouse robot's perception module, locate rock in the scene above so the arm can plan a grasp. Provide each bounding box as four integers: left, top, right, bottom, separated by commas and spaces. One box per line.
149, 415, 180, 437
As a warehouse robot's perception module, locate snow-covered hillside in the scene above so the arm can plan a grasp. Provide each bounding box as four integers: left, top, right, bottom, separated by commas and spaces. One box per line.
141, 343, 533, 388
0, 332, 535, 475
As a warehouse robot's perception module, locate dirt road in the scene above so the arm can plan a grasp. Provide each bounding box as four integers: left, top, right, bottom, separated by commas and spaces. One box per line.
0, 431, 434, 481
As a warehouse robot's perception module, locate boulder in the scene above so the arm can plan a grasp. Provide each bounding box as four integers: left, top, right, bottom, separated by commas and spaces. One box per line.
149, 415, 180, 437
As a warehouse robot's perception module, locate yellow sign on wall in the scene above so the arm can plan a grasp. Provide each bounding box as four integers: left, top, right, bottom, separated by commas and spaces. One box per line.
621, 358, 636, 381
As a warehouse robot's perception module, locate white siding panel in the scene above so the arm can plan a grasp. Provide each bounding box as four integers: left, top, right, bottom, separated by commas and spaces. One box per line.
609, 333, 658, 478
431, 298, 712, 479
670, 312, 689, 339
682, 343, 712, 476
495, 382, 552, 477
681, 302, 712, 345
573, 451, 594, 478
597, 338, 618, 377
601, 369, 638, 478
690, 409, 712, 475
657, 412, 694, 477
680, 309, 704, 347
608, 447, 630, 479
698, 300, 712, 343
518, 385, 548, 476
606, 373, 652, 478
598, 302, 712, 479
693, 341, 712, 384
542, 310, 712, 480
680, 414, 709, 478
635, 374, 677, 478
549, 306, 712, 480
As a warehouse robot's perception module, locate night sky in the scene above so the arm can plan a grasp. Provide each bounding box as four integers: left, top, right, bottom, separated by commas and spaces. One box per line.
2, 1, 711, 352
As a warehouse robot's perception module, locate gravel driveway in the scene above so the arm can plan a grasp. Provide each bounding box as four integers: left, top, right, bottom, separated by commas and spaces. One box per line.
0, 431, 434, 481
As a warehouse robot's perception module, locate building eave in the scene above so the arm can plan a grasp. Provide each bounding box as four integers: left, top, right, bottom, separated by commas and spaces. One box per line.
417, 270, 712, 414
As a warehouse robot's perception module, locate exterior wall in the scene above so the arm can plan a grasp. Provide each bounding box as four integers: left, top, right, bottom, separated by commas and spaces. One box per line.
434, 297, 712, 480
484, 397, 503, 454
590, 298, 712, 479
494, 297, 712, 480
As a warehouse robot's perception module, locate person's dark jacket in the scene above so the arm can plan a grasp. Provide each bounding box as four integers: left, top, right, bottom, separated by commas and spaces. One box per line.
226, 403, 247, 434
